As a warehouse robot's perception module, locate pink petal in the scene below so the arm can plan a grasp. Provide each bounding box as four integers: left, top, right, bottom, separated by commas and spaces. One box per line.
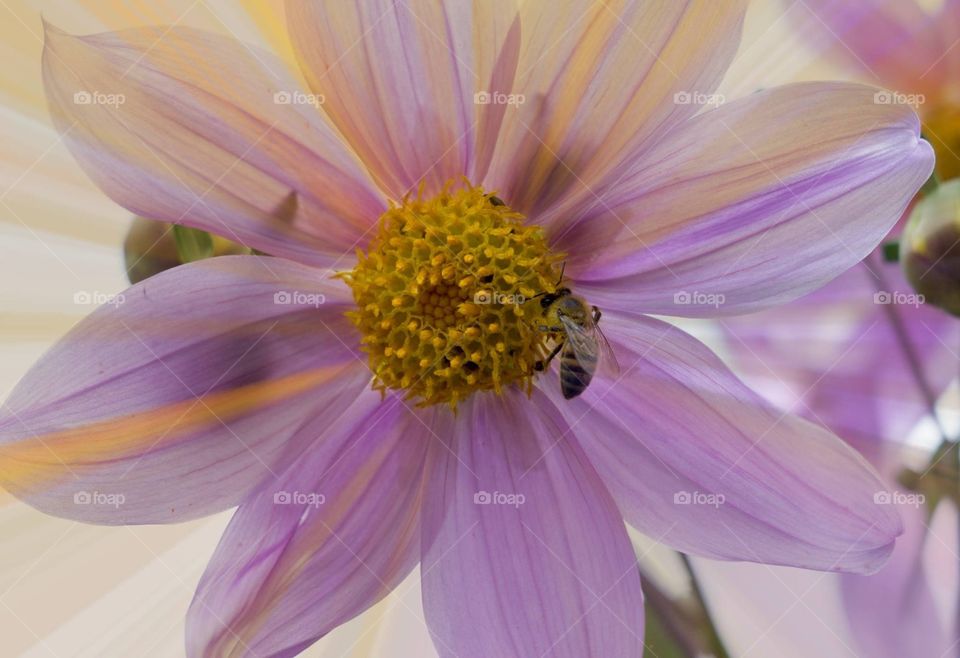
572, 82, 933, 317
187, 397, 432, 658
719, 255, 960, 468
544, 312, 902, 574
42, 23, 385, 267
420, 390, 645, 658
798, 0, 956, 100
285, 0, 521, 199
487, 0, 747, 229
0, 256, 369, 524
695, 559, 858, 658
841, 500, 951, 658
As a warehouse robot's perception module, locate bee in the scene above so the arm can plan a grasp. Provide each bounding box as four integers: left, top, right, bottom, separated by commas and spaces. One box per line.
534, 285, 619, 399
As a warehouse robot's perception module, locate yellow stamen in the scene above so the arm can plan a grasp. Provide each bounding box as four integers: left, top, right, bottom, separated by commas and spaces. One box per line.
341, 183, 562, 408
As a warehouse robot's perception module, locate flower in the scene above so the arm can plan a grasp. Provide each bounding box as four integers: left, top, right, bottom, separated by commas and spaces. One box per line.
793, 0, 960, 180
0, 2, 935, 656
707, 4, 960, 650
710, 250, 960, 658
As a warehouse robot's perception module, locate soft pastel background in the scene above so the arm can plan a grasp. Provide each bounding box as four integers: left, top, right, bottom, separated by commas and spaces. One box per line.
0, 1, 950, 657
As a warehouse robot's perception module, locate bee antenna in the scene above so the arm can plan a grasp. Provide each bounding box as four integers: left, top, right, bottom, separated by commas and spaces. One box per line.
524, 262, 567, 305
525, 291, 549, 303
554, 262, 566, 288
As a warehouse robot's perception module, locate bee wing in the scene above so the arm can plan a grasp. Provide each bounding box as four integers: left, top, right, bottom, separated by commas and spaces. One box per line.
594, 322, 621, 378
560, 314, 621, 380
558, 315, 597, 380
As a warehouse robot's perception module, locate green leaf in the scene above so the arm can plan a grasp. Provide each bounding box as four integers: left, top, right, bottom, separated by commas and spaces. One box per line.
172, 224, 215, 263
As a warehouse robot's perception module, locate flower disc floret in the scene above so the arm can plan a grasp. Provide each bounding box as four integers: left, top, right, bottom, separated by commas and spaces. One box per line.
343, 184, 562, 407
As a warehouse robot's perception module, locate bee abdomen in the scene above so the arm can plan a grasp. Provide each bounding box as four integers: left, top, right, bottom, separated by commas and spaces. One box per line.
560, 354, 595, 399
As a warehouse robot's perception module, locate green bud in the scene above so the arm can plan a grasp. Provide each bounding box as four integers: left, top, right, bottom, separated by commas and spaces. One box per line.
902, 179, 960, 316
172, 224, 215, 263
123, 217, 251, 284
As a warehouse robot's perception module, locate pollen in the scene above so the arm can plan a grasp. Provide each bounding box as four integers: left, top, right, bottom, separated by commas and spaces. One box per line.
342, 183, 562, 407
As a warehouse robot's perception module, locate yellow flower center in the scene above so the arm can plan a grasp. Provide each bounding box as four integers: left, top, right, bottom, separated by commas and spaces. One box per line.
342, 183, 563, 408
924, 102, 960, 182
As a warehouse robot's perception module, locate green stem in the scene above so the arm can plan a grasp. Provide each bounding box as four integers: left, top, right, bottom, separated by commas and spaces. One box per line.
641, 571, 702, 658
871, 257, 950, 443
680, 553, 732, 658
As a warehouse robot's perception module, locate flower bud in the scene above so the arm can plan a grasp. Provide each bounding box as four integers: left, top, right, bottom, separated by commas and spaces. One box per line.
902, 179, 960, 316
123, 217, 250, 284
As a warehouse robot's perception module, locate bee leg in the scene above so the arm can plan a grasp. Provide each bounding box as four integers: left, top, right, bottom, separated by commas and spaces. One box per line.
534, 342, 564, 372
591, 306, 602, 324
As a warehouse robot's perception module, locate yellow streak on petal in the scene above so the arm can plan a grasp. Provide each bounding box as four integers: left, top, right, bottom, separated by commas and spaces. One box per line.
0, 368, 336, 494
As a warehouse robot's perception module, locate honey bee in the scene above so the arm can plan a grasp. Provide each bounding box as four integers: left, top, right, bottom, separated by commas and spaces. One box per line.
534, 286, 619, 399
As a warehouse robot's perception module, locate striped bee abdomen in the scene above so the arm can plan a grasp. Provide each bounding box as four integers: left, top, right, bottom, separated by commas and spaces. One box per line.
559, 344, 596, 399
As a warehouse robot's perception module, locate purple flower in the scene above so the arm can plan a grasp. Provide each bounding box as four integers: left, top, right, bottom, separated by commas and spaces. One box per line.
1, 2, 936, 656
714, 250, 960, 658
793, 0, 960, 180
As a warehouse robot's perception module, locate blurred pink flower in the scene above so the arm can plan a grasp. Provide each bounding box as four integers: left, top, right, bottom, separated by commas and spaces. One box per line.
795, 0, 960, 179
718, 250, 960, 657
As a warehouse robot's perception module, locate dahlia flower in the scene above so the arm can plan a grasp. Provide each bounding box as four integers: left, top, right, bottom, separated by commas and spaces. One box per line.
793, 0, 960, 181
0, 2, 936, 656
712, 249, 959, 658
